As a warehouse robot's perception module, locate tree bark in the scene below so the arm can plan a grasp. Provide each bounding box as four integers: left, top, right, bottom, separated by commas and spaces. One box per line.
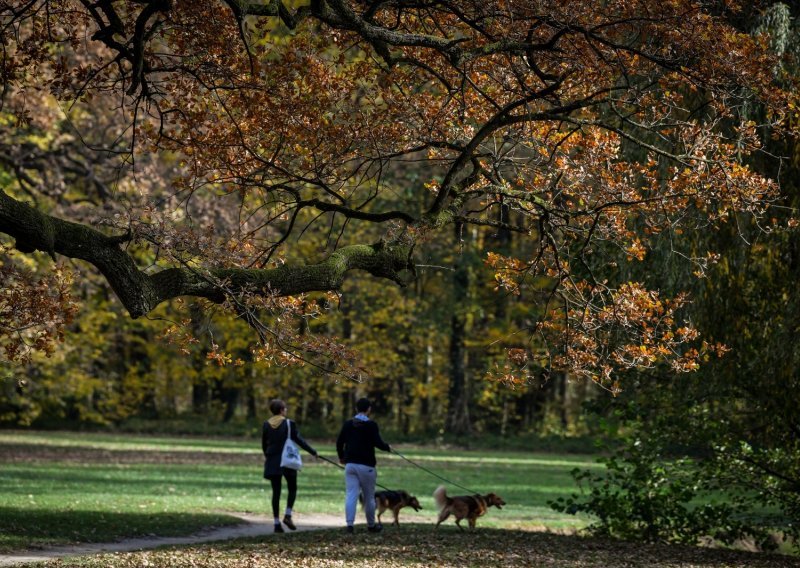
0, 188, 413, 318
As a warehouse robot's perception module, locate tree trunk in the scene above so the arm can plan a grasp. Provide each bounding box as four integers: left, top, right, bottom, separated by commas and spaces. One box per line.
446, 312, 471, 434
221, 385, 240, 423
446, 222, 472, 435
192, 383, 209, 415
189, 303, 210, 415
420, 342, 433, 431
246, 383, 257, 421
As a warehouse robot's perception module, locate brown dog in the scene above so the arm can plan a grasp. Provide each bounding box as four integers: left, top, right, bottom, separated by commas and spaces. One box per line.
433, 485, 505, 530
375, 490, 422, 526
359, 489, 422, 526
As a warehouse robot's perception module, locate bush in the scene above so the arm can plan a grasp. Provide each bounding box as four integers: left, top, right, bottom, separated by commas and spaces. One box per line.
550, 437, 769, 547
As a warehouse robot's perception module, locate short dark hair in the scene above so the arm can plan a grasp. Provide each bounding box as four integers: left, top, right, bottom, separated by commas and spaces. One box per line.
356, 397, 371, 413
269, 399, 286, 415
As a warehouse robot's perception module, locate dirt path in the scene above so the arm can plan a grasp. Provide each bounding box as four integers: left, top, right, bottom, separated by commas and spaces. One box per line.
0, 512, 343, 567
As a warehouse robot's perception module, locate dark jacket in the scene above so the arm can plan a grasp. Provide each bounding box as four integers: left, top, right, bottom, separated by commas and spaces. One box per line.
262, 418, 316, 478
336, 418, 390, 467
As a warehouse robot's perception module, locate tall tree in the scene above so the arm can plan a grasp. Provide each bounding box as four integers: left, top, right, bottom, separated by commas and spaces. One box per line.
0, 0, 793, 385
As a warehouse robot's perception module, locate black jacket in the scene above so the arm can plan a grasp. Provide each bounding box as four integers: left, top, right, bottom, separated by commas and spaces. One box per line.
262, 418, 316, 477
336, 418, 390, 467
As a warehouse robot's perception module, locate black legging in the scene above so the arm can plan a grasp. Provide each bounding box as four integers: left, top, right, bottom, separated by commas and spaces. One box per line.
267, 469, 297, 517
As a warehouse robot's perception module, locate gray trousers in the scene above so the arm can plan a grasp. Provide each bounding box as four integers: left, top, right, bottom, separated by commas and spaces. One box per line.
344, 463, 377, 526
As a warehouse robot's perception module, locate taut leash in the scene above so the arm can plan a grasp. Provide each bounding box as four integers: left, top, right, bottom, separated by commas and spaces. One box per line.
318, 448, 481, 495
316, 453, 344, 469
390, 447, 482, 495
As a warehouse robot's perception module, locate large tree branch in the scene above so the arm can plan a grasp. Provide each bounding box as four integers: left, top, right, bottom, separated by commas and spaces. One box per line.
0, 188, 413, 318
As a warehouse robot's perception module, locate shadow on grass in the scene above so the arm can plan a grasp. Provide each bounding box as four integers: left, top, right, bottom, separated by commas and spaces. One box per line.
0, 507, 238, 553
1, 442, 261, 466
1, 465, 265, 495
204, 525, 798, 568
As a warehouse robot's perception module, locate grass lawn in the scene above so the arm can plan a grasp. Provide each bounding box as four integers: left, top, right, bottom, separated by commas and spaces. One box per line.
0, 430, 599, 552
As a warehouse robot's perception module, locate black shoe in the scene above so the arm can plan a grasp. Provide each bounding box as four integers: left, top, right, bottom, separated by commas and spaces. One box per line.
345, 525, 354, 534
282, 515, 296, 531
274, 524, 284, 533
367, 523, 383, 533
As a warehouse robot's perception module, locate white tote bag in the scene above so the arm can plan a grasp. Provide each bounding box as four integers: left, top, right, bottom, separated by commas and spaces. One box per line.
280, 420, 303, 470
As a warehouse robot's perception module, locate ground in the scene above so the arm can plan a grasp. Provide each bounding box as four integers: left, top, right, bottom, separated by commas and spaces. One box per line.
1, 431, 797, 567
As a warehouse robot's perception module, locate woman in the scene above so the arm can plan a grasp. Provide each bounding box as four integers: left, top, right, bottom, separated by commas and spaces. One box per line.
262, 399, 317, 533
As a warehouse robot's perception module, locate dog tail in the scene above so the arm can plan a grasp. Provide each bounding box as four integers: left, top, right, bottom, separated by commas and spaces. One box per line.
433, 485, 448, 510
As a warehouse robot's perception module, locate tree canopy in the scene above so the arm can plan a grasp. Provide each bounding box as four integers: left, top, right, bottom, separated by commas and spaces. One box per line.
0, 0, 794, 385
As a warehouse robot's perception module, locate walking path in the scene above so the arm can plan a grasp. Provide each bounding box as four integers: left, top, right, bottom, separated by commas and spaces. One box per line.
0, 512, 343, 567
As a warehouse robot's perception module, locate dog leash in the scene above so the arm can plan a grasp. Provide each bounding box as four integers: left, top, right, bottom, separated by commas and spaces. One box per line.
316, 453, 393, 492
315, 453, 345, 470
389, 448, 482, 495
318, 449, 481, 495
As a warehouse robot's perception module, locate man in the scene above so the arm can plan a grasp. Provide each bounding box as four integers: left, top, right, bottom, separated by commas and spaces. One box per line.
336, 397, 391, 533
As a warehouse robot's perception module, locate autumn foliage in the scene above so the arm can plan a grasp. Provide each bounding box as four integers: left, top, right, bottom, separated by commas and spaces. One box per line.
0, 1, 795, 386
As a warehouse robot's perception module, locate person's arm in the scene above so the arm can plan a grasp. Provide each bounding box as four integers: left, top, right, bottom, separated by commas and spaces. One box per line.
290, 420, 317, 456
261, 422, 269, 457
372, 422, 391, 452
336, 422, 349, 463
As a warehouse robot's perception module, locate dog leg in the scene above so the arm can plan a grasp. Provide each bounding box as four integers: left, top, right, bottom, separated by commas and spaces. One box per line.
455, 518, 464, 532
393, 507, 400, 526
435, 510, 450, 529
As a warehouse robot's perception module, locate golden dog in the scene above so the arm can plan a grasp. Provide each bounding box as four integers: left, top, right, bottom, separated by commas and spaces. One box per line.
433, 485, 505, 530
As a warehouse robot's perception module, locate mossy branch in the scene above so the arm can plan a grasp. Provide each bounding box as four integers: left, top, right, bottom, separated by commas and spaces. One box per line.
0, 189, 414, 318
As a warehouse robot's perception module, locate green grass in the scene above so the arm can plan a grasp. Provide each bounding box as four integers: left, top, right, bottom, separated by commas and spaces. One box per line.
0, 430, 600, 552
